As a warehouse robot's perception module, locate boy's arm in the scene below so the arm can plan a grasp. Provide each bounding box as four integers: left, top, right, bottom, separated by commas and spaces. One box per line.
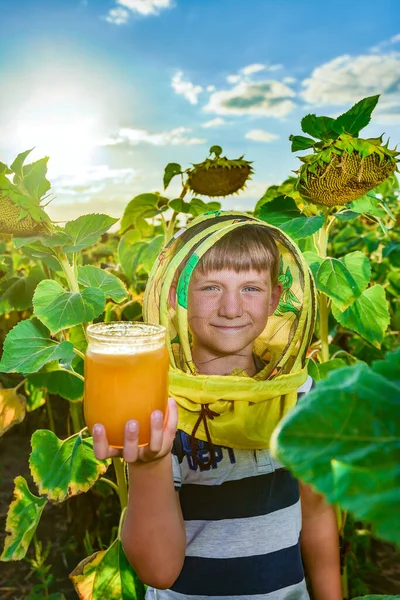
122, 454, 186, 590
300, 482, 342, 600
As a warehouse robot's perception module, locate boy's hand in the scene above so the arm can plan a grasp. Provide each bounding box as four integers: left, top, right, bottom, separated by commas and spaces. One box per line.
92, 397, 178, 464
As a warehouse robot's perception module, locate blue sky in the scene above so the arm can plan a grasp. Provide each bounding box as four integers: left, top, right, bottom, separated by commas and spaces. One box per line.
1, 0, 399, 223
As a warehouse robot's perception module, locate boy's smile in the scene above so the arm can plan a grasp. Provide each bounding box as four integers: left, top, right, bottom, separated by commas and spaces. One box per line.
187, 268, 283, 376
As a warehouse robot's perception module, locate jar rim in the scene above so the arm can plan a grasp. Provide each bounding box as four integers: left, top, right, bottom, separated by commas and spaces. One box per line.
86, 321, 165, 345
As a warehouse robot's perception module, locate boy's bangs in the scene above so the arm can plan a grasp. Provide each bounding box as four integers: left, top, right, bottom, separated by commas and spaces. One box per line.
197, 226, 280, 283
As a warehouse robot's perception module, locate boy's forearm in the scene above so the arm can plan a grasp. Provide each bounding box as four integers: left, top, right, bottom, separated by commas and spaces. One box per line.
121, 453, 186, 589
301, 503, 342, 600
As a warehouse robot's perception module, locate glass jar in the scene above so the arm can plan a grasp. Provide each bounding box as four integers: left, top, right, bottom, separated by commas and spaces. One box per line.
84, 322, 169, 448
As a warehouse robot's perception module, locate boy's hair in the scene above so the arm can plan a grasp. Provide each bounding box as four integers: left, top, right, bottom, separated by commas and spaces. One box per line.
195, 225, 280, 284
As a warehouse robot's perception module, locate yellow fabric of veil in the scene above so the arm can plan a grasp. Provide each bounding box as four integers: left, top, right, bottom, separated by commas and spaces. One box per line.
143, 211, 316, 450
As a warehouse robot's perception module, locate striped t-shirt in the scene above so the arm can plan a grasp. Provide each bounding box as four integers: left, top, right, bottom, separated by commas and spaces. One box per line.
146, 377, 313, 600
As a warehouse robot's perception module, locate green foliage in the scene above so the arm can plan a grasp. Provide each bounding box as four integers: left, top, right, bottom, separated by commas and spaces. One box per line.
273, 348, 400, 546
120, 193, 168, 232
29, 430, 110, 502
28, 363, 84, 401
78, 265, 128, 303
332, 285, 390, 347
0, 476, 47, 561
0, 384, 26, 436
0, 318, 75, 373
70, 538, 146, 599
163, 162, 182, 190
259, 196, 324, 239
0, 265, 45, 314
63, 214, 119, 253
33, 280, 106, 334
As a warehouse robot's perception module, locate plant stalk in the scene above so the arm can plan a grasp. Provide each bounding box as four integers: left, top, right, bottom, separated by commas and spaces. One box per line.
46, 393, 56, 433
113, 457, 128, 510
315, 211, 330, 363
70, 401, 84, 433
56, 250, 80, 294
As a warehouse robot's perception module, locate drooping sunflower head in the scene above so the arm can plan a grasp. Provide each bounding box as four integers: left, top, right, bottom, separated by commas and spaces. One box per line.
187, 145, 253, 197
290, 96, 399, 207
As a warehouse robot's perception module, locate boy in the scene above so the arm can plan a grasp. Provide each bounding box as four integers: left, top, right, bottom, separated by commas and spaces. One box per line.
93, 213, 341, 599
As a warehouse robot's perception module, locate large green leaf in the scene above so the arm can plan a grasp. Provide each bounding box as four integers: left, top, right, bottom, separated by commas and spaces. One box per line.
30, 430, 110, 502
332, 284, 390, 347
334, 95, 380, 137
307, 358, 347, 381
0, 385, 26, 437
315, 258, 359, 310
272, 348, 400, 546
0, 476, 47, 561
33, 280, 105, 334
350, 194, 387, 217
63, 214, 118, 253
0, 318, 75, 374
70, 539, 146, 600
259, 196, 324, 240
289, 135, 316, 152
22, 157, 51, 201
300, 114, 339, 141
78, 266, 128, 303
28, 364, 84, 401
302, 251, 323, 278
120, 193, 166, 232
118, 230, 142, 278
0, 266, 45, 313
339, 251, 371, 296
141, 236, 164, 272
281, 215, 324, 241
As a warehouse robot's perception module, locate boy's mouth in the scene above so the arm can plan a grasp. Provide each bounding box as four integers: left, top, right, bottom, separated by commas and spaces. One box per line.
211, 324, 249, 331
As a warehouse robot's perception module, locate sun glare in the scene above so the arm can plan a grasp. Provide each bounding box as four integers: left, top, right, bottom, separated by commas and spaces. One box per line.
16, 116, 100, 177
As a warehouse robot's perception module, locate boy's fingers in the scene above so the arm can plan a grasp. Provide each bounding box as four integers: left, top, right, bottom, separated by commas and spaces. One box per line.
92, 424, 120, 460
165, 398, 178, 439
145, 410, 164, 456
123, 420, 139, 463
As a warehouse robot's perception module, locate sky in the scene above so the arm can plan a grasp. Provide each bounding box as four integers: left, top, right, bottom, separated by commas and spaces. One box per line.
1, 0, 400, 224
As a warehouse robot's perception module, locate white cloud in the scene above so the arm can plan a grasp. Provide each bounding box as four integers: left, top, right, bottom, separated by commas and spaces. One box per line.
204, 79, 296, 118
283, 76, 296, 84
171, 71, 203, 104
245, 129, 279, 143
104, 126, 206, 146
104, 7, 130, 24
227, 74, 241, 84
301, 53, 400, 125
207, 85, 216, 92
370, 33, 400, 53
241, 63, 266, 76
202, 118, 227, 128
104, 0, 174, 23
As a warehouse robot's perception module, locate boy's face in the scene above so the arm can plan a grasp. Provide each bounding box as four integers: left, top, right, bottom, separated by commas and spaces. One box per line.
187, 268, 282, 360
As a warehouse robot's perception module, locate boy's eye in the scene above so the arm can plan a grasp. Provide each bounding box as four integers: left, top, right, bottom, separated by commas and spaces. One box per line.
244, 286, 260, 292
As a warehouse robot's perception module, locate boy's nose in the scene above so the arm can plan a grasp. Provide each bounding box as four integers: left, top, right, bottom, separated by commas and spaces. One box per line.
218, 292, 244, 318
